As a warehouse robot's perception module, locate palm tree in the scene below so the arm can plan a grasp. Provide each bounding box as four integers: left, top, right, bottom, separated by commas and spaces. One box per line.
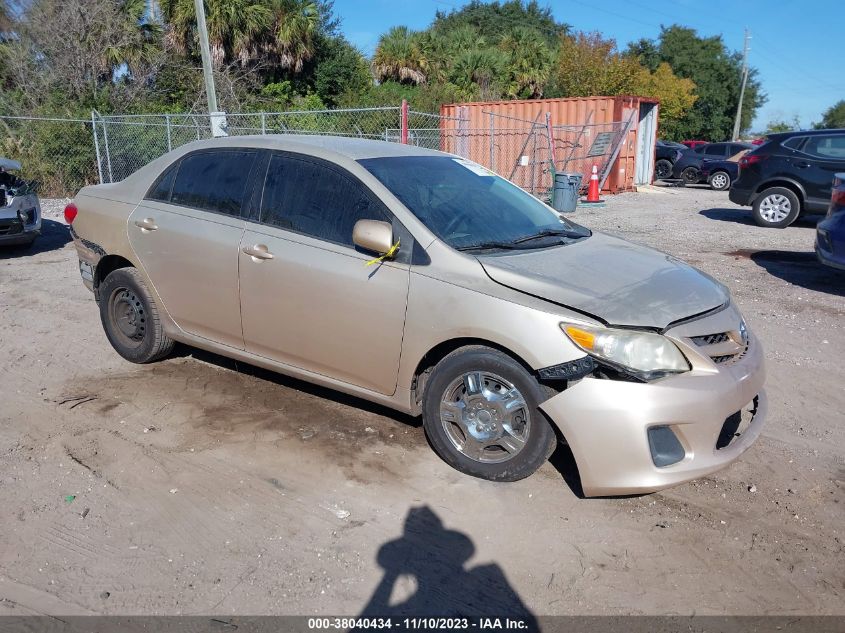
373, 26, 425, 85
270, 0, 319, 73
500, 27, 554, 98
450, 47, 506, 100
103, 0, 164, 77
159, 0, 271, 69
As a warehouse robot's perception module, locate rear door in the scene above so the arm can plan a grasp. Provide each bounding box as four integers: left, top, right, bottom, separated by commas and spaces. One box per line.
237, 152, 411, 395
128, 148, 260, 349
794, 134, 845, 209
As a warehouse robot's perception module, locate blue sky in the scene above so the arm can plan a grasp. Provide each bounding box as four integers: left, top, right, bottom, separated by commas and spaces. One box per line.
332, 0, 843, 131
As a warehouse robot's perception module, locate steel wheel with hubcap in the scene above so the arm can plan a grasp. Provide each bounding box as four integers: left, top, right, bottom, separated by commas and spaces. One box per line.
422, 346, 556, 482
439, 371, 530, 464
752, 186, 801, 228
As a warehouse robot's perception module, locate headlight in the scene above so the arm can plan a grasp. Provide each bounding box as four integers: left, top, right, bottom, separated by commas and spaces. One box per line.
561, 322, 689, 378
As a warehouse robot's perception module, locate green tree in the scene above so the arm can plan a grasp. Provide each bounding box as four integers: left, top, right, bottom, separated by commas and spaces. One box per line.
432, 0, 567, 47
814, 100, 845, 129
627, 26, 766, 140
499, 26, 554, 98
311, 35, 371, 106
373, 26, 426, 85
271, 0, 320, 73
551, 32, 642, 97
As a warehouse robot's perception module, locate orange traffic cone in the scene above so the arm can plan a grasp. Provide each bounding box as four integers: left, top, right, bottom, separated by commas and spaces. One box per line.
582, 165, 604, 204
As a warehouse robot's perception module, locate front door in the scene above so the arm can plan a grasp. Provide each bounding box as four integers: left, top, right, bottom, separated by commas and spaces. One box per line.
238, 153, 410, 395
795, 133, 845, 208
127, 149, 260, 349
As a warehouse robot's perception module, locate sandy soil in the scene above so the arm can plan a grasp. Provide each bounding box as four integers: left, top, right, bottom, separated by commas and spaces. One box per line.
0, 188, 843, 617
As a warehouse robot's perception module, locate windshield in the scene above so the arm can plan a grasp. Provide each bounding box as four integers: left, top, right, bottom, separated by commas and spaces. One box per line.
358, 155, 590, 251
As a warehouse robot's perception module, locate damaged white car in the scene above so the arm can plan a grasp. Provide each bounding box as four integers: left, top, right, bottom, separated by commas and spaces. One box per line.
0, 157, 41, 247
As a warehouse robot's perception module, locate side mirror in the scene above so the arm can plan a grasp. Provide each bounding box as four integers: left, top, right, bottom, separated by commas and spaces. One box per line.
353, 219, 395, 256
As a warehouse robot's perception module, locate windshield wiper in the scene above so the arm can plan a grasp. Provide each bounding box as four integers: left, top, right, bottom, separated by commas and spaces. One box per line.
455, 241, 524, 252
512, 228, 583, 244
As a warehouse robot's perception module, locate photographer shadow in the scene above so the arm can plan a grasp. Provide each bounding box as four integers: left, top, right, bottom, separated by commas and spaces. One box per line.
358, 506, 538, 627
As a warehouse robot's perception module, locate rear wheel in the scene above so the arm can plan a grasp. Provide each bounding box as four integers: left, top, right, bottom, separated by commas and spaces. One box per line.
681, 166, 700, 184
654, 159, 673, 180
421, 347, 556, 482
709, 171, 731, 191
99, 267, 174, 363
752, 187, 801, 228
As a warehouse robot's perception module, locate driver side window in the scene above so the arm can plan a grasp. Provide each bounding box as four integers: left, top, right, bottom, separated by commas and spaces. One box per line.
260, 153, 388, 247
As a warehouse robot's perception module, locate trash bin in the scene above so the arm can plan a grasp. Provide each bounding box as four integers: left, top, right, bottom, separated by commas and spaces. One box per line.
552, 172, 583, 213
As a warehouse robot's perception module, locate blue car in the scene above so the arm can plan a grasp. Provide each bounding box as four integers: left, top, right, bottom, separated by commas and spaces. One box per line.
816, 173, 845, 271
699, 158, 740, 191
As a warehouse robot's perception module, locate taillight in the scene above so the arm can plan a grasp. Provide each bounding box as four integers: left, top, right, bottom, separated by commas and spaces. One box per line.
64, 202, 78, 224
739, 154, 767, 169
832, 187, 845, 207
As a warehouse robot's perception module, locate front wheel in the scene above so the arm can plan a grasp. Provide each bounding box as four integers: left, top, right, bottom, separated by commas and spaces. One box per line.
421, 347, 556, 482
99, 267, 174, 363
654, 159, 673, 180
752, 187, 801, 228
709, 171, 731, 191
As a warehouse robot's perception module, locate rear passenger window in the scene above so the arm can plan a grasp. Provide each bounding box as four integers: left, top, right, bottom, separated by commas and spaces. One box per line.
147, 162, 177, 201
782, 137, 805, 150
260, 154, 388, 247
802, 135, 845, 159
703, 145, 724, 156
170, 150, 257, 215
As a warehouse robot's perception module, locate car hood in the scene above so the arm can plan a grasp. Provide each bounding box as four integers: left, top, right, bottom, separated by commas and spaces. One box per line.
477, 232, 729, 329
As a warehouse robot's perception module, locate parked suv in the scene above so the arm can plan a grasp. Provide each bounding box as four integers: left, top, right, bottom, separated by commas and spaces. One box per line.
730, 129, 845, 228
68, 136, 767, 497
654, 140, 686, 180
671, 142, 753, 184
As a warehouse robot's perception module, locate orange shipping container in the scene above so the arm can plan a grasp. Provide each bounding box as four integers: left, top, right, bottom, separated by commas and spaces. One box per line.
439, 95, 659, 194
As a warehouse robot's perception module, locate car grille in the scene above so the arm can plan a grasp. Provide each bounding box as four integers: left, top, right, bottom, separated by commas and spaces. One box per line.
691, 330, 747, 365
0, 217, 24, 236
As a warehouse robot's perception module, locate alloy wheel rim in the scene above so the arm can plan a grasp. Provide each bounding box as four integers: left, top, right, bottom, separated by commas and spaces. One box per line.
712, 173, 728, 189
760, 194, 791, 222
439, 371, 530, 464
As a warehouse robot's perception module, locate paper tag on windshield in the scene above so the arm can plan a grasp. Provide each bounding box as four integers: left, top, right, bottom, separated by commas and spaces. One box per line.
452, 158, 494, 177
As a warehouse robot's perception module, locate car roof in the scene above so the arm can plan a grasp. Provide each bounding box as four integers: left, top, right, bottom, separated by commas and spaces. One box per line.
767, 129, 845, 141
176, 134, 448, 160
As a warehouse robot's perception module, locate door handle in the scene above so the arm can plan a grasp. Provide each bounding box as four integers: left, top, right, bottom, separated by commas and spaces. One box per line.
242, 244, 274, 260
793, 161, 811, 169
133, 218, 158, 231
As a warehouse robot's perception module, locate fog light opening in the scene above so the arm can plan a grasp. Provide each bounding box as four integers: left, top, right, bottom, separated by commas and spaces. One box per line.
647, 426, 686, 467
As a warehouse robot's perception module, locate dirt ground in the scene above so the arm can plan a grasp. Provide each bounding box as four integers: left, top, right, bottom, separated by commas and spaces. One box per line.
1, 187, 843, 618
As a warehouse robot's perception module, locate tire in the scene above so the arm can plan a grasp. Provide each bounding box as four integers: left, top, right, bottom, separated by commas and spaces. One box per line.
752, 186, 801, 228
421, 346, 556, 482
99, 267, 174, 363
681, 166, 700, 184
654, 159, 673, 180
709, 171, 731, 191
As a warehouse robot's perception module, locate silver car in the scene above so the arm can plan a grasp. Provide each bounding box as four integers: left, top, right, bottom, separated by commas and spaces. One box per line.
68, 136, 767, 496
0, 158, 41, 247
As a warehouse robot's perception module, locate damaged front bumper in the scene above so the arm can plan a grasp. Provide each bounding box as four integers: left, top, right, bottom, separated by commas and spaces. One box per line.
539, 331, 767, 497
0, 194, 41, 245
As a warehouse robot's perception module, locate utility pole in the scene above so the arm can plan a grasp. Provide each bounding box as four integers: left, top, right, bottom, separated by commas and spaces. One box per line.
193, 0, 227, 135
732, 28, 750, 141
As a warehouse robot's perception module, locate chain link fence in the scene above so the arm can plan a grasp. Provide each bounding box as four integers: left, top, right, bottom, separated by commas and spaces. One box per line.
0, 115, 98, 197
1, 106, 631, 200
